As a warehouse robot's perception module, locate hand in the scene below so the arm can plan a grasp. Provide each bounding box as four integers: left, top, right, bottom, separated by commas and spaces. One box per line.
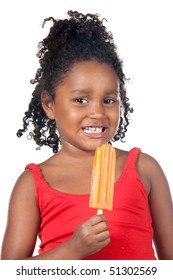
69, 214, 110, 259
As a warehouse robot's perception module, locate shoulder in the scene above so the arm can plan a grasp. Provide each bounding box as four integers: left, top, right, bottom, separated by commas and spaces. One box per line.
10, 168, 37, 201
136, 150, 167, 184
136, 150, 172, 206
8, 168, 40, 227
17, 167, 36, 186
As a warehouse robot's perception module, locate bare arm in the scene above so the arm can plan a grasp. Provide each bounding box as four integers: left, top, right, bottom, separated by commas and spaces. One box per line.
1, 170, 41, 259
138, 153, 173, 259
1, 170, 110, 260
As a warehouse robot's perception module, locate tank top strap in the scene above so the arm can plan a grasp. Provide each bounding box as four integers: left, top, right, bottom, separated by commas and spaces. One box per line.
25, 163, 43, 182
25, 163, 46, 209
127, 147, 141, 167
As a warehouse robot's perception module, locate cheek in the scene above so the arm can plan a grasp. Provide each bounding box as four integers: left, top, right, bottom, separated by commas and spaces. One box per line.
54, 107, 81, 130
109, 108, 120, 135
109, 107, 120, 123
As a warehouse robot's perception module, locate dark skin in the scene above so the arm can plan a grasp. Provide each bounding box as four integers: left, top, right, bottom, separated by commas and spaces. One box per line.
1, 61, 173, 259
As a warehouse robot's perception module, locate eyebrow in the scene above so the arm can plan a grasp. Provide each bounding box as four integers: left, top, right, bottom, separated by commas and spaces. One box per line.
71, 88, 119, 95
71, 88, 92, 94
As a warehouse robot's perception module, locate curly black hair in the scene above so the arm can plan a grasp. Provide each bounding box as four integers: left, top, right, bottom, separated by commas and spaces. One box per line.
17, 10, 133, 153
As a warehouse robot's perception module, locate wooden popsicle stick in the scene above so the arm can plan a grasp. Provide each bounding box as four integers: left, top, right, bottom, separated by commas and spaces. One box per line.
97, 209, 103, 214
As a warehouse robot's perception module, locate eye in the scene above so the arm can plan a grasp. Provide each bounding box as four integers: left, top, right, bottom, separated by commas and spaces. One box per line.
104, 98, 116, 104
74, 98, 88, 104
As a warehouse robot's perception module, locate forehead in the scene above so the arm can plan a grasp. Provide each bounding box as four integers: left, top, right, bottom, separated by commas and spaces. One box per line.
61, 60, 119, 88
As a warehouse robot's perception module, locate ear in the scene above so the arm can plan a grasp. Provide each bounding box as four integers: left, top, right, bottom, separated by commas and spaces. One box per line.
41, 91, 55, 120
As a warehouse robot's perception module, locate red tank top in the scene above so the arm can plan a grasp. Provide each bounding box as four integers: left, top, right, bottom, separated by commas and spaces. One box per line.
25, 147, 156, 259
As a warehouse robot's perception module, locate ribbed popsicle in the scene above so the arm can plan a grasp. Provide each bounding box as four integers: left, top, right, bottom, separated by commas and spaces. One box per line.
89, 144, 116, 214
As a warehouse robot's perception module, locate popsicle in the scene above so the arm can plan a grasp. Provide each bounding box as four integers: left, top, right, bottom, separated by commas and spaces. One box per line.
89, 144, 116, 214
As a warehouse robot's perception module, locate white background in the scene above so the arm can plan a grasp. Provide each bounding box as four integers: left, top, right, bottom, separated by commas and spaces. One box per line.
0, 0, 173, 256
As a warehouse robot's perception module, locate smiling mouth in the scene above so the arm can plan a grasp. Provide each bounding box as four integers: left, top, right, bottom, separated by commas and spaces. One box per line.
82, 127, 106, 134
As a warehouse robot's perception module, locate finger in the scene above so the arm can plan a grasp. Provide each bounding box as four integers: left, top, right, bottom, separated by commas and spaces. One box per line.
87, 214, 107, 226
97, 230, 110, 243
92, 221, 109, 234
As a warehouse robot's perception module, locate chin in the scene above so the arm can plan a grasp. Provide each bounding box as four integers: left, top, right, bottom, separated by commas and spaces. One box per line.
82, 140, 107, 151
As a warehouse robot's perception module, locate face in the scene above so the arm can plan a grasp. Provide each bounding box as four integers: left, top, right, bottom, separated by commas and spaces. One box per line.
42, 60, 120, 153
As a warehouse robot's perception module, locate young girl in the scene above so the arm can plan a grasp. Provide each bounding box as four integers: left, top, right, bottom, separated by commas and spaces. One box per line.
1, 10, 173, 260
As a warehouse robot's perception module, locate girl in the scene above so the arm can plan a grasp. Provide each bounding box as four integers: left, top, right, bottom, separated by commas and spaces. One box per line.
1, 11, 173, 260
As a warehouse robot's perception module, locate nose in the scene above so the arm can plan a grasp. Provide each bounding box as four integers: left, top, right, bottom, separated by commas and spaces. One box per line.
89, 101, 105, 119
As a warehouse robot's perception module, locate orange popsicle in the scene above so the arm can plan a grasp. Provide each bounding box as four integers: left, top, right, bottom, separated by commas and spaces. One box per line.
89, 144, 116, 214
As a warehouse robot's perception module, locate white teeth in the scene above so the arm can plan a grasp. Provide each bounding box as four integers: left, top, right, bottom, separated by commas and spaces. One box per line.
83, 127, 103, 134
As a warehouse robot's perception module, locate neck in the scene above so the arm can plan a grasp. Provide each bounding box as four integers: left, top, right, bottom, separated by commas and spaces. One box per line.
59, 143, 96, 161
